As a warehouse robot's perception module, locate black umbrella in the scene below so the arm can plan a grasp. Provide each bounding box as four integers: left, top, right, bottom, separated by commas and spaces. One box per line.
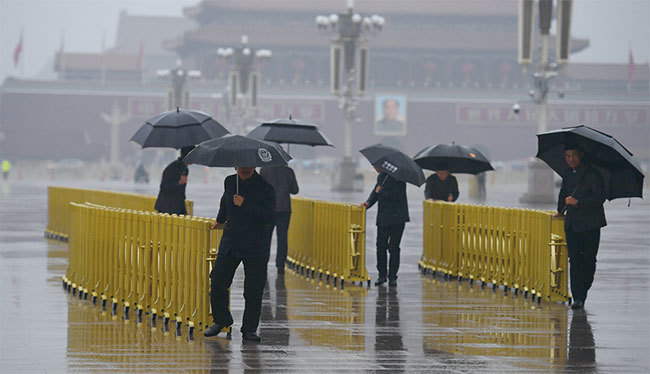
183, 135, 291, 168
130, 108, 230, 149
184, 135, 292, 193
536, 125, 644, 200
247, 116, 333, 147
413, 143, 494, 174
360, 144, 425, 187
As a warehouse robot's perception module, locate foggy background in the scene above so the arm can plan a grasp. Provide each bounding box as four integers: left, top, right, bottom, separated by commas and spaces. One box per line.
2, 0, 648, 81
0, 0, 648, 199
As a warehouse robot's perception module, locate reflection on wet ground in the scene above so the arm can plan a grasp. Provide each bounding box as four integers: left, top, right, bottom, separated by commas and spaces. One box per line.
421, 276, 569, 371
1, 180, 649, 372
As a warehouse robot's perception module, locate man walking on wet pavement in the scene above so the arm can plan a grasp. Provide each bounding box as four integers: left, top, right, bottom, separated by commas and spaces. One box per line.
362, 167, 409, 287
554, 144, 606, 309
260, 165, 299, 275
154, 146, 194, 215
204, 166, 275, 341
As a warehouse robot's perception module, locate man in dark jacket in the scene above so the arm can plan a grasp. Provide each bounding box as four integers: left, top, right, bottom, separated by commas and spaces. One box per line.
260, 165, 299, 275
554, 144, 606, 310
424, 164, 459, 202
154, 146, 194, 215
204, 166, 275, 341
361, 167, 409, 286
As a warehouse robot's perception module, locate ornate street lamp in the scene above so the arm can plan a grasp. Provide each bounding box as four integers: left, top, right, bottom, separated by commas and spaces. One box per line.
316, 0, 385, 191
518, 0, 572, 204
156, 59, 202, 110
217, 35, 272, 134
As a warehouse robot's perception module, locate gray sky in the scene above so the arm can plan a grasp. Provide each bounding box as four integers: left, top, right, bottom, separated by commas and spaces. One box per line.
1, 0, 649, 82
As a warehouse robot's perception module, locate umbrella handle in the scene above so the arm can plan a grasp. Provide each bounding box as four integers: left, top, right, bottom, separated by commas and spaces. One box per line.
561, 167, 587, 214
381, 175, 389, 186
236, 167, 239, 195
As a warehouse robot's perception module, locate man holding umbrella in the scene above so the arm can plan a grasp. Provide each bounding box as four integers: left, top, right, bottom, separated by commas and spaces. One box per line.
204, 165, 275, 341
414, 143, 494, 203
154, 146, 194, 215
130, 107, 230, 215
554, 143, 606, 310
424, 163, 459, 202
360, 144, 425, 287
362, 166, 409, 287
537, 125, 644, 309
184, 135, 290, 341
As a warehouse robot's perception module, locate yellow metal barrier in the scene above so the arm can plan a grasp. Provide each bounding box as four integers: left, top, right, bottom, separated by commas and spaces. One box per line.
63, 202, 224, 337
287, 196, 370, 287
419, 201, 569, 303
45, 186, 194, 241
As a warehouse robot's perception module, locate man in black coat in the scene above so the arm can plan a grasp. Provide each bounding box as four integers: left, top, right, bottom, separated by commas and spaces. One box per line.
260, 165, 299, 275
154, 146, 194, 215
204, 166, 275, 341
362, 167, 410, 287
554, 144, 606, 309
424, 164, 459, 202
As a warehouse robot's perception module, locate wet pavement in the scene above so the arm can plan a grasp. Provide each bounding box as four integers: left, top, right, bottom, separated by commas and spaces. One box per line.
1, 176, 649, 373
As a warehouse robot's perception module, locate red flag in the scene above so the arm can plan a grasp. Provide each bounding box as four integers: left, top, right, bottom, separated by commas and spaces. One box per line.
628, 45, 635, 85
136, 41, 144, 70
13, 33, 23, 68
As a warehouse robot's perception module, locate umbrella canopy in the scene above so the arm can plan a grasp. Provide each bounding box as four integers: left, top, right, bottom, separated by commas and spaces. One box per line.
360, 144, 426, 187
130, 108, 230, 149
536, 125, 644, 200
413, 143, 494, 174
247, 116, 333, 147
183, 134, 292, 168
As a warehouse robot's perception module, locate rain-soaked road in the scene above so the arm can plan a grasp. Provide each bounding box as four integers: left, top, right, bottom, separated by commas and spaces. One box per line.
1, 173, 648, 373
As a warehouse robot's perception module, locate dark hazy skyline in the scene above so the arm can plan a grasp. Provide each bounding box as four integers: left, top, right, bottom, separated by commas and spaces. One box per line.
1, 0, 648, 82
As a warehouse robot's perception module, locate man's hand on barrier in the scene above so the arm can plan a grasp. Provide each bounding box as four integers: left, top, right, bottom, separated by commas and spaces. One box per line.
211, 221, 224, 229
233, 194, 244, 207
360, 202, 369, 208
447, 194, 453, 202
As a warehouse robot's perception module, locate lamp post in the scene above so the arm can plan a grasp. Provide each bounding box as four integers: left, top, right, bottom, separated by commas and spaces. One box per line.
316, 0, 385, 191
156, 59, 202, 110
217, 35, 272, 134
100, 101, 129, 180
518, 0, 572, 204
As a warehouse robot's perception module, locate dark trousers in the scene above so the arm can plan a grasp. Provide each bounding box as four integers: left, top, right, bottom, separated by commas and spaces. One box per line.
376, 223, 405, 281
565, 228, 601, 302
209, 251, 268, 333
268, 212, 291, 270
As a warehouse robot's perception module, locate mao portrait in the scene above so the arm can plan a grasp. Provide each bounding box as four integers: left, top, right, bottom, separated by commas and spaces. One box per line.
375, 95, 407, 136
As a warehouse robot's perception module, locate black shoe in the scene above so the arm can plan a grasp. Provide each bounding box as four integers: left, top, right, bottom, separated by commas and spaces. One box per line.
388, 280, 397, 287
374, 277, 387, 286
204, 323, 230, 337
571, 300, 584, 309
242, 331, 261, 342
